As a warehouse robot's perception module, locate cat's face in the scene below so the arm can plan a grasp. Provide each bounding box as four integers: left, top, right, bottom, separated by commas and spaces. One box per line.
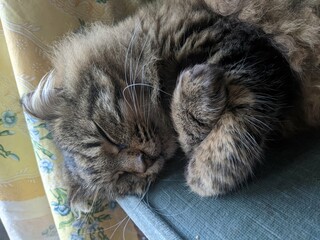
23, 66, 177, 206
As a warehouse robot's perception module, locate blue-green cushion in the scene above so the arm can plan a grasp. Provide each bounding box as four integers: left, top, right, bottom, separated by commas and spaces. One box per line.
118, 132, 320, 240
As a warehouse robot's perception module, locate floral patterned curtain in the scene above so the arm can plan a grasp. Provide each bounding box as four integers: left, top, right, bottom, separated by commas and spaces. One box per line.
0, 0, 148, 239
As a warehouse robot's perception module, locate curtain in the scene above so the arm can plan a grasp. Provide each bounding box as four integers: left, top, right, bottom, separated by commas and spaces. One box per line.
0, 0, 148, 239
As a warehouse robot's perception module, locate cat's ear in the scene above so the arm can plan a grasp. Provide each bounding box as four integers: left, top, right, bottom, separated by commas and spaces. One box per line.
21, 70, 63, 120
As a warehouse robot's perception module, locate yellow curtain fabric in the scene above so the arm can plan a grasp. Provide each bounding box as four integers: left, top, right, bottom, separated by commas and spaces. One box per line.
0, 0, 147, 239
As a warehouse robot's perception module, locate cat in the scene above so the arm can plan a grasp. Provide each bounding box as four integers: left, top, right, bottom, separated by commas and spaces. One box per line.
22, 0, 320, 211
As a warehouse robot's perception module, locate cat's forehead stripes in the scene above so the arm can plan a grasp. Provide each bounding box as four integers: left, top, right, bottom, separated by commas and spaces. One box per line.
76, 67, 122, 122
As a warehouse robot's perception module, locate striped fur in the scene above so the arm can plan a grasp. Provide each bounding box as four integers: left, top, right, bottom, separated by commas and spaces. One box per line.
22, 0, 319, 210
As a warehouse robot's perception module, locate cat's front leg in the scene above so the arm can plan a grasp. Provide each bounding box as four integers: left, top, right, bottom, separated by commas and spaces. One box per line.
171, 64, 267, 196
171, 64, 227, 155
185, 113, 266, 196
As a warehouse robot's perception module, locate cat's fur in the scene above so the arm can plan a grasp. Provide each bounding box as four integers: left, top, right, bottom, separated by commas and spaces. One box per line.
22, 0, 320, 211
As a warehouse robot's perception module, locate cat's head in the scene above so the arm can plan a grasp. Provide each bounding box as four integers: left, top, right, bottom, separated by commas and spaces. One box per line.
22, 30, 177, 211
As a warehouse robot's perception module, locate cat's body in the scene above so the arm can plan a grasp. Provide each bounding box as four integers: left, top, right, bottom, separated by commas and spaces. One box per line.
23, 0, 320, 210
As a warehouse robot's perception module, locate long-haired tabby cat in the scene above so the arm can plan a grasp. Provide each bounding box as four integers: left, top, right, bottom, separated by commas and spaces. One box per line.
22, 0, 320, 211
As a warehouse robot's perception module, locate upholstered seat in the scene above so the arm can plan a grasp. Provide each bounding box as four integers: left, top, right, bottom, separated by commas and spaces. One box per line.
119, 132, 320, 240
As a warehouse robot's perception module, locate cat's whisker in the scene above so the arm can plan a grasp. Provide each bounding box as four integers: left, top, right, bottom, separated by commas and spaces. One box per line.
135, 36, 151, 123
142, 180, 152, 199
69, 187, 83, 219
142, 187, 191, 217
123, 82, 171, 127
124, 23, 139, 115
227, 54, 248, 72
109, 215, 130, 239
79, 189, 100, 235
80, 213, 130, 236
236, 52, 249, 73
130, 23, 141, 118
134, 27, 150, 81
81, 213, 91, 234
123, 83, 172, 97
125, 23, 137, 85
101, 215, 129, 232
89, 188, 99, 212
131, 48, 156, 125
246, 116, 273, 131
142, 69, 147, 125
103, 182, 152, 238
140, 63, 148, 127
122, 216, 131, 240
122, 92, 135, 114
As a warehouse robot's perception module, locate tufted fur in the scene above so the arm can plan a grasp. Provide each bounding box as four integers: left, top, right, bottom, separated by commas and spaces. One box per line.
207, 0, 320, 127
22, 0, 320, 210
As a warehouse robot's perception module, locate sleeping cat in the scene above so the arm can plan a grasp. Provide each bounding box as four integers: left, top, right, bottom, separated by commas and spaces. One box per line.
22, 0, 320, 211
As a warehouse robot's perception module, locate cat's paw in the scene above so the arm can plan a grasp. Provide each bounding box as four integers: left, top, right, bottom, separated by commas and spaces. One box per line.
171, 64, 226, 154
186, 156, 235, 197
184, 110, 265, 197
174, 64, 226, 126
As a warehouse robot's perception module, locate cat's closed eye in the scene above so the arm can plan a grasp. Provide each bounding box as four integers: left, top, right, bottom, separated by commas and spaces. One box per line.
93, 120, 128, 152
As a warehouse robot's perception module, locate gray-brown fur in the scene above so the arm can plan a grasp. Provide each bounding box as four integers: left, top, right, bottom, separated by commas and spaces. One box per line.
22, 0, 320, 210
